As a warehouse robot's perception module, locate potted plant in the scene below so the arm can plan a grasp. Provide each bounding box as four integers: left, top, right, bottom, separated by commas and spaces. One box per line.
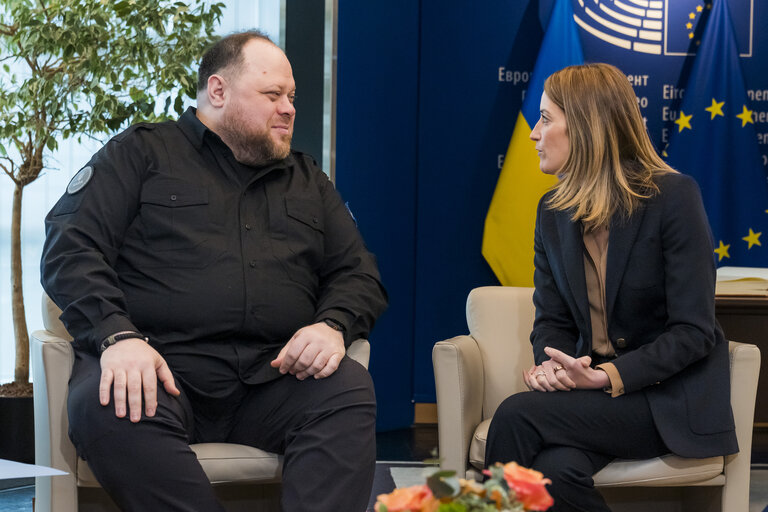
0, 0, 223, 462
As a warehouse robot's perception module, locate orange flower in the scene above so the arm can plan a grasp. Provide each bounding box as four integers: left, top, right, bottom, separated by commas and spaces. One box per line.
374, 484, 439, 512
501, 462, 554, 511
458, 478, 486, 496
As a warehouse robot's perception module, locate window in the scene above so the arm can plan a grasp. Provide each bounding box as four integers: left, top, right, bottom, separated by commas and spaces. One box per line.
0, 0, 285, 383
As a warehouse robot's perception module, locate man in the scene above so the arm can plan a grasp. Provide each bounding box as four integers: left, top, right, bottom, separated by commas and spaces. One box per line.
41, 30, 387, 511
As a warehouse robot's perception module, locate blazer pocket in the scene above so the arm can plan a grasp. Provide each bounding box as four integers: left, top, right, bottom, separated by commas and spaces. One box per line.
681, 363, 735, 435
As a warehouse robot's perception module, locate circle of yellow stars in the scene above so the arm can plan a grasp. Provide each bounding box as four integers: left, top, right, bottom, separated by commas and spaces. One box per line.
685, 3, 712, 45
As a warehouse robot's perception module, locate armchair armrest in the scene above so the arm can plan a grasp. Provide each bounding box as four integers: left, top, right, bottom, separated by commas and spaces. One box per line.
433, 335, 484, 474
347, 339, 370, 369
31, 329, 78, 512
722, 341, 761, 511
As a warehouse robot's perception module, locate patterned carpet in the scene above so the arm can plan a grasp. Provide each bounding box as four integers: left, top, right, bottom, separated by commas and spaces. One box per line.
0, 480, 33, 512
367, 462, 434, 511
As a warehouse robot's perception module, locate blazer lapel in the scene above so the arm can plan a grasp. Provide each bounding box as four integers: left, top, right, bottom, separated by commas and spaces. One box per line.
554, 211, 590, 332
605, 206, 646, 319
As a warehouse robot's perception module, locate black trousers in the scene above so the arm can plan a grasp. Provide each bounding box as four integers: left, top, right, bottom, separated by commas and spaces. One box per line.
485, 390, 669, 512
68, 351, 377, 512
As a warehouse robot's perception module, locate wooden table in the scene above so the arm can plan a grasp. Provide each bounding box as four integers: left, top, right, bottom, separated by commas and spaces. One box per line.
715, 295, 768, 425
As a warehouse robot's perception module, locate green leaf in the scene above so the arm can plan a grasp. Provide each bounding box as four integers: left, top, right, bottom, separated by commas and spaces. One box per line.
0, 0, 221, 181
174, 94, 184, 116
113, 1, 130, 15
426, 470, 461, 499
437, 503, 468, 512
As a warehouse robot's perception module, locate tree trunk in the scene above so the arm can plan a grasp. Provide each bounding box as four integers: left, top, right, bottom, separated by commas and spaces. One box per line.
12, 184, 29, 384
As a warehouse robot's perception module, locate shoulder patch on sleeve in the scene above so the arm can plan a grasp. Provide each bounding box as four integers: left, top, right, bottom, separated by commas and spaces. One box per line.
66, 165, 93, 195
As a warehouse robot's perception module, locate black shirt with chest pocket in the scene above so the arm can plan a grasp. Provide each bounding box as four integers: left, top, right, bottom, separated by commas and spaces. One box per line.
41, 107, 387, 388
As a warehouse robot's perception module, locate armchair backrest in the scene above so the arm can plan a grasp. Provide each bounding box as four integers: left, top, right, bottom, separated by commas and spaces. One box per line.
466, 287, 535, 421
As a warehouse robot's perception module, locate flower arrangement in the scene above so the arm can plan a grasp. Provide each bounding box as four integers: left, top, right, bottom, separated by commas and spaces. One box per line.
374, 461, 554, 512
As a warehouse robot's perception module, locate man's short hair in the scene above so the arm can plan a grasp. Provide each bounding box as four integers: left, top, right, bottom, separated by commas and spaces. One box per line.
197, 30, 275, 92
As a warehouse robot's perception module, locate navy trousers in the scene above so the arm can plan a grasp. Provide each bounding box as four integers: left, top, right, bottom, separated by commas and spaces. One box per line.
68, 351, 376, 511
485, 389, 668, 512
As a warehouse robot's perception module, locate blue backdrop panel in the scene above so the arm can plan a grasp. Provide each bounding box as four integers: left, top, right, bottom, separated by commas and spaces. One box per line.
335, 0, 420, 430
411, 1, 544, 402
336, 0, 768, 428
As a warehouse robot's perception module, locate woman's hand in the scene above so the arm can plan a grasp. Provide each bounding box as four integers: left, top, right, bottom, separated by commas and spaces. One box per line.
523, 356, 576, 392
543, 347, 610, 390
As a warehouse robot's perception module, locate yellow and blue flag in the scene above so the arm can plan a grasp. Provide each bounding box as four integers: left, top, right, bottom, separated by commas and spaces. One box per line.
665, 0, 768, 267
482, 0, 584, 286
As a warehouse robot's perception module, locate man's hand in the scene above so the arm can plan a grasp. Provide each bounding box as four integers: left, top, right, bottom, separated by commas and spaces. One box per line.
271, 322, 345, 380
542, 346, 610, 390
99, 338, 180, 422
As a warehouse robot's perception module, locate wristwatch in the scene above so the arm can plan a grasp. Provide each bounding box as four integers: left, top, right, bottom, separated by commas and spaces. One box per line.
322, 318, 346, 332
99, 331, 148, 354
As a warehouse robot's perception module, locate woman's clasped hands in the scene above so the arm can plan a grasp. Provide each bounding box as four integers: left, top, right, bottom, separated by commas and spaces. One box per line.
523, 347, 610, 392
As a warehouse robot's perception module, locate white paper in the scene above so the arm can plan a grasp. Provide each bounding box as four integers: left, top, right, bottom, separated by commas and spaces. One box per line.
0, 459, 67, 480
716, 266, 768, 281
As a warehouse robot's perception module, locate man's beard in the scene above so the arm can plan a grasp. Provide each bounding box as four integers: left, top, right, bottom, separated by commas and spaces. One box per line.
219, 107, 292, 166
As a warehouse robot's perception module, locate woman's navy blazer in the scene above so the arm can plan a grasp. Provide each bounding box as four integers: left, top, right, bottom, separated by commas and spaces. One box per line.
531, 172, 738, 458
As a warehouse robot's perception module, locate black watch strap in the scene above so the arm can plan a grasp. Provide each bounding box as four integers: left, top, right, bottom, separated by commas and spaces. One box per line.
99, 331, 148, 354
322, 318, 346, 332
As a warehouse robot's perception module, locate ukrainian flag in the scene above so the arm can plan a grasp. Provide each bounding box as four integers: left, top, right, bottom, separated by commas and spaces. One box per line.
482, 0, 584, 286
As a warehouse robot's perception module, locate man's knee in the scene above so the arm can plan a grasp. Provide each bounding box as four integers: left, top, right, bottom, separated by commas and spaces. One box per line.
67, 357, 117, 452
343, 357, 375, 397
300, 358, 376, 439
67, 354, 191, 457
319, 357, 375, 408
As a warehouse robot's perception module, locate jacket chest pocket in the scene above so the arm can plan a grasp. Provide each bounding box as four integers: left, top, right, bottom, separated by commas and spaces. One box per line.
270, 196, 325, 281
133, 179, 214, 262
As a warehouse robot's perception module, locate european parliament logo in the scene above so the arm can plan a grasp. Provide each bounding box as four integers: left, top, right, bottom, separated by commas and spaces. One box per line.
572, 0, 753, 56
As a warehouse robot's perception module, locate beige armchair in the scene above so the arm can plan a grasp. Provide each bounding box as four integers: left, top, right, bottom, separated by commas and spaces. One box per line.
32, 294, 370, 512
433, 286, 761, 512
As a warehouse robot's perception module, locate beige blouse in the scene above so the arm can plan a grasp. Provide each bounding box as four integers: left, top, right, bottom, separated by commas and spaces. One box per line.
583, 225, 625, 397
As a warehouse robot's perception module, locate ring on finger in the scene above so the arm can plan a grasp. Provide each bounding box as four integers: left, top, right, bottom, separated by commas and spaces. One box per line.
536, 371, 546, 377
554, 366, 565, 372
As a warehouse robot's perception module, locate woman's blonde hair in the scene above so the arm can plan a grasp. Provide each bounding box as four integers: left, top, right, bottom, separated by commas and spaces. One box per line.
544, 63, 675, 228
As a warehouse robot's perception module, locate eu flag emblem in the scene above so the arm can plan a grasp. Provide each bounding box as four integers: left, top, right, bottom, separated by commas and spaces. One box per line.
665, 0, 768, 267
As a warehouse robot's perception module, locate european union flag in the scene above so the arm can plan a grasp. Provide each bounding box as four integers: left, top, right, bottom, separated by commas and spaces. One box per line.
665, 0, 768, 267
664, 0, 753, 56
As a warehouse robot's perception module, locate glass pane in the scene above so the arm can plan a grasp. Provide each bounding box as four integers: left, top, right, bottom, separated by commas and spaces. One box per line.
0, 0, 285, 384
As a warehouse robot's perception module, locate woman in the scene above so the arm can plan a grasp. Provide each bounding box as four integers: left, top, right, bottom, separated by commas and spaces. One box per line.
484, 63, 738, 511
